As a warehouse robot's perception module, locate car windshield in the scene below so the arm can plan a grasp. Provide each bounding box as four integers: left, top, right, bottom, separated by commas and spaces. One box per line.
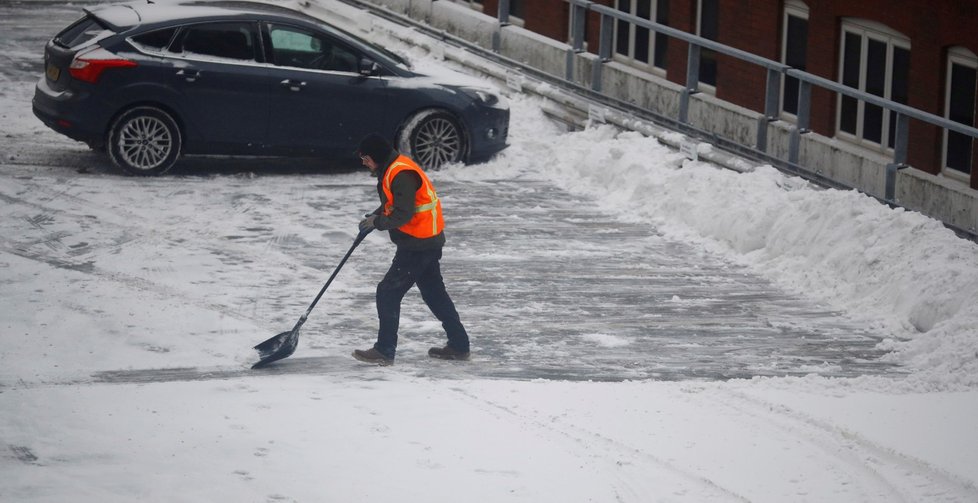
317, 21, 412, 71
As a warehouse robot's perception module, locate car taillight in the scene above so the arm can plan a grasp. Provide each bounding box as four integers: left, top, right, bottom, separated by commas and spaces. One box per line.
68, 46, 137, 84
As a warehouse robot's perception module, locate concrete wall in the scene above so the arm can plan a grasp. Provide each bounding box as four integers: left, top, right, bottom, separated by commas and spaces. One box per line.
687, 92, 760, 150
599, 62, 683, 120
311, 0, 978, 236
429, 1, 495, 48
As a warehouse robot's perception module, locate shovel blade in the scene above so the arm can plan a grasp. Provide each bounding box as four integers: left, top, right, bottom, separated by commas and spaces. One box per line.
251, 329, 299, 369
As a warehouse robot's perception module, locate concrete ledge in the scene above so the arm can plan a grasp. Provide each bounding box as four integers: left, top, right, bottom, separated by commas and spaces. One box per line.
600, 61, 682, 118
898, 168, 978, 232
381, 0, 432, 21
429, 1, 495, 48
498, 25, 570, 82
688, 92, 760, 149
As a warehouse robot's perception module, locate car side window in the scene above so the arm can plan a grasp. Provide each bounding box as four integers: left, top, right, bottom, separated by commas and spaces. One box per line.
267, 24, 359, 73
173, 22, 258, 62
130, 27, 178, 53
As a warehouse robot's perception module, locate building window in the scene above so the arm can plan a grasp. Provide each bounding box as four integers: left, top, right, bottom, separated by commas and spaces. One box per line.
697, 0, 718, 88
509, 0, 525, 21
944, 47, 977, 178
780, 1, 808, 118
493, 0, 523, 26
447, 0, 483, 11
613, 0, 669, 71
836, 19, 910, 151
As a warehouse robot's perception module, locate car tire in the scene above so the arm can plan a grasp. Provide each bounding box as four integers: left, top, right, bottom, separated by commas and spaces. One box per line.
107, 106, 182, 176
397, 109, 465, 170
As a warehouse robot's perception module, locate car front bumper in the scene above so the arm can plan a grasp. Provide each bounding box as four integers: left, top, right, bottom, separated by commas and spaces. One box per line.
465, 101, 510, 162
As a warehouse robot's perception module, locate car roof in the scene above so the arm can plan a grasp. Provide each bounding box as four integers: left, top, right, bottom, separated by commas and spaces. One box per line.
87, 0, 323, 31
85, 0, 415, 75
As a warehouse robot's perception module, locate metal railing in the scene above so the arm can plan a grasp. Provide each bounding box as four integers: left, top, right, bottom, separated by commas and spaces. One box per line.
495, 0, 978, 204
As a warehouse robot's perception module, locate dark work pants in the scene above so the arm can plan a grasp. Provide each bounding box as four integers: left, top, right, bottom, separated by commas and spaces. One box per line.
374, 247, 469, 359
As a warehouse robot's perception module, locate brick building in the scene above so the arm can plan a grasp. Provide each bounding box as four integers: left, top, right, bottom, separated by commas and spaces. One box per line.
462, 0, 978, 190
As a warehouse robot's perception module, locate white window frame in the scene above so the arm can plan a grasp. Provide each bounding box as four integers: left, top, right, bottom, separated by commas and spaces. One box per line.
942, 47, 977, 181
695, 0, 717, 94
835, 19, 910, 153
611, 0, 667, 77
779, 0, 809, 122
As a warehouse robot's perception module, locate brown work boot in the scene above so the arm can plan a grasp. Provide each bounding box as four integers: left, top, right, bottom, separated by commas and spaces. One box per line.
428, 345, 470, 361
352, 348, 393, 366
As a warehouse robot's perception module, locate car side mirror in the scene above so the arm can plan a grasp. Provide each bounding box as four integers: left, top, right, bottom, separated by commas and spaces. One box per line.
358, 58, 380, 77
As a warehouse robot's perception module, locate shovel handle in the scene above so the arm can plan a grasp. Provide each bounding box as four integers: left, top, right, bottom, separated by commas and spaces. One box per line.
302, 228, 373, 317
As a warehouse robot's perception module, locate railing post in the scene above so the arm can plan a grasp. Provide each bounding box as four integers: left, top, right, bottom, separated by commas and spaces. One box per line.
570, 2, 586, 52
679, 43, 701, 124
756, 68, 781, 152
788, 79, 811, 165
590, 12, 613, 92
566, 1, 587, 81
885, 113, 910, 203
497, 0, 510, 25
492, 0, 511, 52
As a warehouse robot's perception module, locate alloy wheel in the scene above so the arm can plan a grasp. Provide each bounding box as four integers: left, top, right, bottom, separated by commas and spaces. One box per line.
116, 115, 173, 171
412, 115, 462, 169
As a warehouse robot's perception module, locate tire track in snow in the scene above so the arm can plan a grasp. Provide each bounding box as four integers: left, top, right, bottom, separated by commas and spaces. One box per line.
445, 385, 751, 502
708, 389, 978, 502
0, 173, 354, 330
442, 382, 976, 502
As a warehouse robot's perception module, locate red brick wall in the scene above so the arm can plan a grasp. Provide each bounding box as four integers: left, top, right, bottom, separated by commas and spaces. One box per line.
481, 0, 571, 40
663, 0, 695, 84
714, 0, 781, 110
478, 0, 978, 187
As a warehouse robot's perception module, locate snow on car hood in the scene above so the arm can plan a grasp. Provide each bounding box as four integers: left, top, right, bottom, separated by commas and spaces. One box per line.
409, 58, 500, 93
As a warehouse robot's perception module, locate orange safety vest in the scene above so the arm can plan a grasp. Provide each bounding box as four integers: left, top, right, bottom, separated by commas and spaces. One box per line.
382, 155, 444, 239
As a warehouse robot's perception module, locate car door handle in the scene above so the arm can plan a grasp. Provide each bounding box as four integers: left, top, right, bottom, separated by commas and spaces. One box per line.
176, 69, 200, 82
280, 79, 307, 92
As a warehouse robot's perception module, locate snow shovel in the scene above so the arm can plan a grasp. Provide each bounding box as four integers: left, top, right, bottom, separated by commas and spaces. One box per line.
251, 228, 373, 369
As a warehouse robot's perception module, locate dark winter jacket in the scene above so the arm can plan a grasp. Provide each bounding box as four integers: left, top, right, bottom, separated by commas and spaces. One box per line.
371, 152, 446, 251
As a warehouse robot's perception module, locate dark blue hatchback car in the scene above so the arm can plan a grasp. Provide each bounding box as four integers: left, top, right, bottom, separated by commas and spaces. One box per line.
33, 0, 509, 175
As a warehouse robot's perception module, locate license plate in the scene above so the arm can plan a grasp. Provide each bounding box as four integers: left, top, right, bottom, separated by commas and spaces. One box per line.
46, 63, 60, 81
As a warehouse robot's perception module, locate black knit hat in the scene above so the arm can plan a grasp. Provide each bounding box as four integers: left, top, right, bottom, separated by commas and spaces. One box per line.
357, 133, 394, 162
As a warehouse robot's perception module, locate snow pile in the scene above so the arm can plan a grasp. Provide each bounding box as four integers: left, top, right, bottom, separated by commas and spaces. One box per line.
462, 104, 978, 389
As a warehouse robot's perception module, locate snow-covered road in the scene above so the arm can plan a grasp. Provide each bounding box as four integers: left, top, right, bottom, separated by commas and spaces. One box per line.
2, 1, 977, 501
0, 140, 897, 383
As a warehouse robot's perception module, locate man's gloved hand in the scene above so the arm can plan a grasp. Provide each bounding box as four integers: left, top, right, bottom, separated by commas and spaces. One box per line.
359, 214, 377, 232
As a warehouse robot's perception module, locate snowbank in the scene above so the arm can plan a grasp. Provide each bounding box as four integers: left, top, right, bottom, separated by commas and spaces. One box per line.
459, 103, 978, 390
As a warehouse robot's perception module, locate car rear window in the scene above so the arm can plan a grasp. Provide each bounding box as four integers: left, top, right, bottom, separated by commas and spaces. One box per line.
130, 28, 178, 53
55, 16, 115, 49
